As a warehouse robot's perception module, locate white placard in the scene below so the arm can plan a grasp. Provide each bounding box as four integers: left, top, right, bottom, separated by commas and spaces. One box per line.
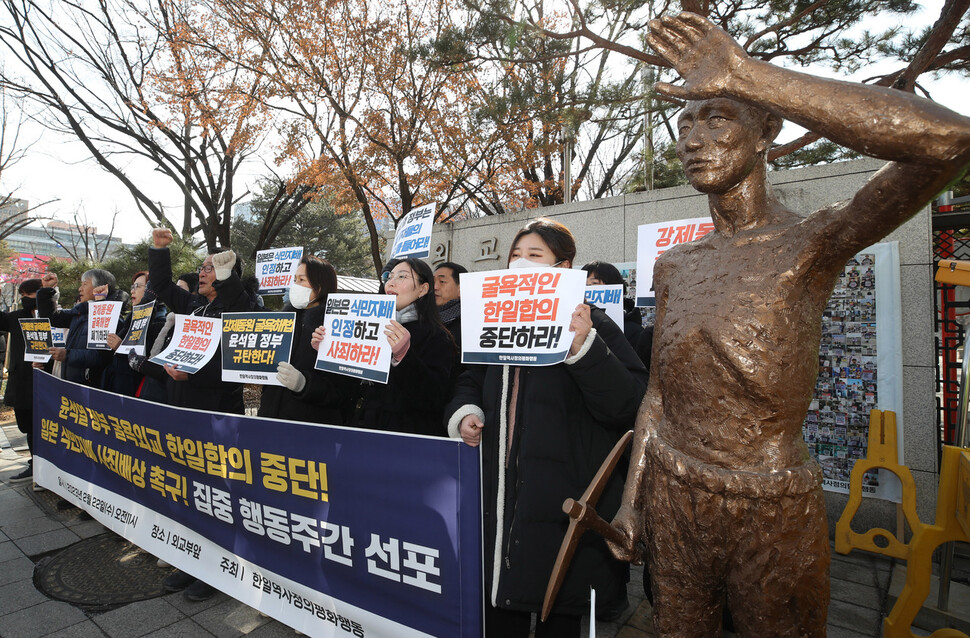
585, 284, 624, 330
148, 315, 222, 374
315, 293, 395, 384
116, 301, 156, 356
87, 301, 122, 350
390, 203, 436, 259
636, 218, 714, 306
255, 246, 304, 295
460, 268, 586, 366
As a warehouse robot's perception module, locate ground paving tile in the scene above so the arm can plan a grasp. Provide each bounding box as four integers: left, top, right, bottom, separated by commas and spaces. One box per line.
0, 578, 50, 616
1, 511, 70, 540
0, 539, 22, 562
163, 589, 229, 615
0, 599, 90, 638
13, 527, 82, 557
141, 618, 217, 638
830, 576, 884, 610
189, 598, 273, 638
92, 597, 187, 637
828, 598, 883, 634
0, 554, 35, 587
40, 620, 110, 638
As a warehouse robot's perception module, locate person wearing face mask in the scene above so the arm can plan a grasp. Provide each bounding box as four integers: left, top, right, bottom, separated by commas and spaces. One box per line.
444, 217, 648, 637
258, 255, 354, 424
4, 279, 49, 484
312, 257, 455, 435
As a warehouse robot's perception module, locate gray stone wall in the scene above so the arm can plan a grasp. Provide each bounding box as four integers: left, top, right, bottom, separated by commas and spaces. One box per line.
432, 157, 937, 534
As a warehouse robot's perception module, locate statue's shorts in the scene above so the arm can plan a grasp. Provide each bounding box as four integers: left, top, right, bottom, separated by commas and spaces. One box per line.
644, 432, 830, 638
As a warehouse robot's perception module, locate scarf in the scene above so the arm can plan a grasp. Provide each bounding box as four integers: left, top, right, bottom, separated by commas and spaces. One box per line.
438, 298, 461, 325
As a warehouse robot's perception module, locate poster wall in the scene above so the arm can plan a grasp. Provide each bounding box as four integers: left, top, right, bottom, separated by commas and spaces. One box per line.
33, 371, 482, 638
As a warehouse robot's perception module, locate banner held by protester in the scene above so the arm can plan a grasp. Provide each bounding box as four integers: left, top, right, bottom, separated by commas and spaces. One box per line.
221, 312, 296, 385
32, 371, 482, 638
584, 284, 624, 329
87, 300, 123, 350
149, 315, 222, 374
635, 218, 715, 307
117, 301, 157, 356
20, 317, 53, 363
256, 247, 304, 296
460, 267, 586, 366
390, 203, 436, 260
316, 293, 395, 384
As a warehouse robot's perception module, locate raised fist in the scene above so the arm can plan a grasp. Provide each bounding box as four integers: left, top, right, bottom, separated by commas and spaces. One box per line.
42, 273, 58, 288
211, 250, 236, 281
153, 227, 173, 249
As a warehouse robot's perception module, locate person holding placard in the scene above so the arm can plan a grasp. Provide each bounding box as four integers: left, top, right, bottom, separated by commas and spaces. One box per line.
103, 271, 167, 397
3, 279, 47, 485
259, 255, 354, 424
37, 269, 121, 387
312, 257, 455, 435
445, 218, 648, 637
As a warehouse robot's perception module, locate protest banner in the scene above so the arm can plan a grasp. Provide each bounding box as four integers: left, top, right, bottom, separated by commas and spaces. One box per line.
389, 203, 436, 260
149, 315, 222, 374
635, 218, 715, 306
256, 246, 304, 295
117, 301, 156, 356
316, 294, 395, 384
460, 267, 586, 366
19, 317, 53, 363
584, 284, 624, 329
33, 371, 482, 637
87, 301, 123, 350
221, 312, 296, 385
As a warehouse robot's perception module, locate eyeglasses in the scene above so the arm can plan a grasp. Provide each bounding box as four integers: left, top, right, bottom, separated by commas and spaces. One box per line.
381, 271, 414, 284
197, 265, 215, 274
131, 283, 146, 290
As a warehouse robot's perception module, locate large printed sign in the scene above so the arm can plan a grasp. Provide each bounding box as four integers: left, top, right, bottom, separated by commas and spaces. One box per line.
221, 312, 296, 385
19, 317, 53, 363
256, 247, 304, 295
32, 371, 482, 637
87, 301, 123, 350
316, 294, 395, 384
117, 301, 156, 356
390, 203, 436, 259
460, 268, 586, 366
635, 218, 715, 306
585, 285, 624, 330
149, 315, 222, 374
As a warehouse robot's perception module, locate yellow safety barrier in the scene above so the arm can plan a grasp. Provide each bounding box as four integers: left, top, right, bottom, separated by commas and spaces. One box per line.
835, 410, 923, 559
883, 446, 970, 638
936, 260, 970, 288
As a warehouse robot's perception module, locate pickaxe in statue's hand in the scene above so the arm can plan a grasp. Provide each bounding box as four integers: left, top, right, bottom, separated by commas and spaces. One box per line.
540, 430, 633, 622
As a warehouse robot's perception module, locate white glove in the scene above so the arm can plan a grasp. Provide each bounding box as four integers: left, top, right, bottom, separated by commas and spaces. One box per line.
276, 361, 306, 393
212, 250, 236, 281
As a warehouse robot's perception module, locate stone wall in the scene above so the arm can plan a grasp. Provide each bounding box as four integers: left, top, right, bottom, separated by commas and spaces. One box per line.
431, 157, 938, 534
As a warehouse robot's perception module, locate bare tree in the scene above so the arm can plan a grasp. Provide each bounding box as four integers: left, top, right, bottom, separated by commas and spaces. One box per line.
44, 209, 118, 263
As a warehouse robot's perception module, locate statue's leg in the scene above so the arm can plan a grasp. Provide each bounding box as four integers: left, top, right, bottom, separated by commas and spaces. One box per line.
646, 470, 727, 638
725, 487, 830, 638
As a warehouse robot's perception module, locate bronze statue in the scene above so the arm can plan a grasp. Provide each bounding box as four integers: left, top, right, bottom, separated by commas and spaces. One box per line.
608, 12, 970, 637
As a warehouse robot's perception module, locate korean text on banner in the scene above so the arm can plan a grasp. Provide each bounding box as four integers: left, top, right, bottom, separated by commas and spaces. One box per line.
256, 247, 304, 296
149, 315, 222, 375
316, 294, 395, 384
635, 218, 714, 306
460, 267, 586, 366
87, 301, 123, 350
390, 203, 436, 260
117, 301, 156, 356
20, 317, 53, 363
32, 371, 482, 638
585, 285, 624, 330
221, 312, 296, 386
51, 327, 67, 347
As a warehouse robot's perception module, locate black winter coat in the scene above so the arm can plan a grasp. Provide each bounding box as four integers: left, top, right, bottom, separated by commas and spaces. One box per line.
347, 318, 454, 436
1, 303, 42, 410
37, 289, 113, 387
259, 304, 355, 425
149, 247, 255, 413
102, 300, 168, 397
446, 308, 647, 615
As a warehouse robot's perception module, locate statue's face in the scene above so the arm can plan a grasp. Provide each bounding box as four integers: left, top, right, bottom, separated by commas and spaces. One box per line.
676, 98, 767, 194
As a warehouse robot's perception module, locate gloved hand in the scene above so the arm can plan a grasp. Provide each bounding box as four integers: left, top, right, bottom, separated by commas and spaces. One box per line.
212, 250, 237, 281
276, 361, 307, 393
128, 351, 146, 373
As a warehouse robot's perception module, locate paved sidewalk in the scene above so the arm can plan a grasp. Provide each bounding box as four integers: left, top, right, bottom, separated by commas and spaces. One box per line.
0, 418, 950, 637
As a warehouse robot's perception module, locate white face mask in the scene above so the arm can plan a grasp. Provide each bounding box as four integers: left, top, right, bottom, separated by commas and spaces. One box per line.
508, 257, 560, 269
288, 283, 313, 309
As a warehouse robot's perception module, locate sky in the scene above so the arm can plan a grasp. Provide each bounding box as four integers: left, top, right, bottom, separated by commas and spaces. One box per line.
2, 0, 967, 246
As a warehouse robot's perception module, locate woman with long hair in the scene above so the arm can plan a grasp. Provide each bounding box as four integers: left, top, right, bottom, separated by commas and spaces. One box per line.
445, 217, 647, 637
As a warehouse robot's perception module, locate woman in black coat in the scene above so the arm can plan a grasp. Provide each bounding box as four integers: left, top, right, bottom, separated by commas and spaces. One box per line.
445, 218, 648, 637
259, 255, 354, 424
311, 257, 455, 436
